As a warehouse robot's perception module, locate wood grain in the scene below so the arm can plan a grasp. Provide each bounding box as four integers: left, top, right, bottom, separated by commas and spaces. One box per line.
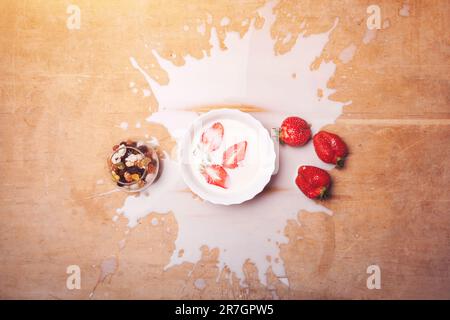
0, 0, 449, 299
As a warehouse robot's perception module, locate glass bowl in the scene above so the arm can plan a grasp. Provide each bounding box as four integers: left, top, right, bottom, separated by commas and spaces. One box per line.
107, 140, 159, 193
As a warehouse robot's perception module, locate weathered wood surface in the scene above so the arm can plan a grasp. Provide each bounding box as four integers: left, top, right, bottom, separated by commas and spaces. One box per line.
0, 0, 449, 299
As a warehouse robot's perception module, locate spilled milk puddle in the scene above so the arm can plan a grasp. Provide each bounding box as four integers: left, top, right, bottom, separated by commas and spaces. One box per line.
101, 2, 348, 292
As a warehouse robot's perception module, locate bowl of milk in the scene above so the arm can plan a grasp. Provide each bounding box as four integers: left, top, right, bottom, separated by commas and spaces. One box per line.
179, 109, 276, 205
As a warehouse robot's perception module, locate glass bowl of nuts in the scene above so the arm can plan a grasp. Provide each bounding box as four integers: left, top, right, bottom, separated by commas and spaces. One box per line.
107, 139, 159, 192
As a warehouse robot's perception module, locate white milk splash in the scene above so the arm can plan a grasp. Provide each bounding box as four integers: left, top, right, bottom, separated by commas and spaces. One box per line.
120, 2, 347, 286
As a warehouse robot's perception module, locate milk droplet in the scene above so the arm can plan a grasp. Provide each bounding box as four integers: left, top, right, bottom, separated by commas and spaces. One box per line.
197, 23, 206, 35
399, 3, 410, 17
99, 257, 117, 283
118, 239, 126, 250
118, 122, 128, 130
362, 28, 377, 45
194, 278, 207, 290
220, 17, 230, 27
339, 43, 357, 63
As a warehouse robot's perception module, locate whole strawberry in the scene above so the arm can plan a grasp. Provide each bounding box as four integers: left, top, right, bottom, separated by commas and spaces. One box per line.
295, 165, 331, 199
313, 131, 348, 167
279, 116, 311, 146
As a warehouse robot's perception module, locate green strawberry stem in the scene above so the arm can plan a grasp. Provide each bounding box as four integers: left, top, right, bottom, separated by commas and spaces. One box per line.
336, 157, 345, 168
318, 187, 329, 200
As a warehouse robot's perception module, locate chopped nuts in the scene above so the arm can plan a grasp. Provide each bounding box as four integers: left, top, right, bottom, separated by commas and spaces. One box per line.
111, 144, 127, 164
138, 157, 151, 168
124, 172, 133, 182
147, 163, 156, 174
108, 139, 159, 192
116, 162, 125, 170
125, 161, 134, 167
111, 171, 120, 182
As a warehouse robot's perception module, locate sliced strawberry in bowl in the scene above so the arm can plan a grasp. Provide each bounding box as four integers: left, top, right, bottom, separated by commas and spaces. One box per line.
223, 141, 247, 169
201, 122, 224, 152
200, 164, 229, 189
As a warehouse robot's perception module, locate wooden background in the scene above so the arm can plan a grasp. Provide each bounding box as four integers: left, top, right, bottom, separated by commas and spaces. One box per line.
0, 0, 449, 299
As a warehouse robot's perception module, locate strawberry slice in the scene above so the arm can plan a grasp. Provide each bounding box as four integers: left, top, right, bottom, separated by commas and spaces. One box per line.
200, 165, 229, 189
222, 141, 247, 169
201, 122, 224, 152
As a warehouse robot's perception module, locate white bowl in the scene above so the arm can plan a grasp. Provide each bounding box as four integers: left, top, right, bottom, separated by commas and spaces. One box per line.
179, 109, 276, 205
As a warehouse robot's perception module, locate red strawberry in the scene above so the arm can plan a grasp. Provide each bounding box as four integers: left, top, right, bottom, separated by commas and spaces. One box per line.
313, 131, 348, 167
279, 116, 311, 146
200, 165, 229, 189
295, 165, 331, 199
201, 122, 224, 152
223, 141, 247, 169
